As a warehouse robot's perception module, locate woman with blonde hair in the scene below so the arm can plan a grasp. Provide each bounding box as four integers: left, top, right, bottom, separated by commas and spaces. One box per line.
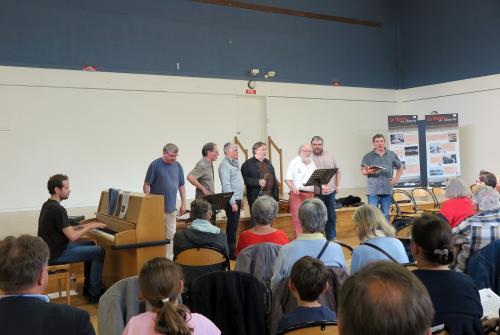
439, 177, 475, 228
350, 204, 408, 273
122, 257, 220, 335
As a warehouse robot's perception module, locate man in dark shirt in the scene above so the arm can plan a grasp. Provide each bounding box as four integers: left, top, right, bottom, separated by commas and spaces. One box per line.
38, 174, 106, 303
0, 235, 95, 335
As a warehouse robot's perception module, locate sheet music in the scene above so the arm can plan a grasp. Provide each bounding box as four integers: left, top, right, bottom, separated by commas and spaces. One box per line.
479, 288, 500, 319
119, 191, 130, 219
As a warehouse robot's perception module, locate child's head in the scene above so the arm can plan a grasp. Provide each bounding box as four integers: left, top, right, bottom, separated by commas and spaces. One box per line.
289, 256, 328, 302
139, 257, 192, 335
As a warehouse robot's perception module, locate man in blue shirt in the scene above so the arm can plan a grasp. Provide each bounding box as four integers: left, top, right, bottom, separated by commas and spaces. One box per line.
144, 143, 187, 260
361, 134, 403, 221
0, 235, 95, 335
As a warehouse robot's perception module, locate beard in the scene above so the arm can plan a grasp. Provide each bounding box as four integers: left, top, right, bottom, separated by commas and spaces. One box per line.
301, 156, 311, 164
313, 148, 322, 155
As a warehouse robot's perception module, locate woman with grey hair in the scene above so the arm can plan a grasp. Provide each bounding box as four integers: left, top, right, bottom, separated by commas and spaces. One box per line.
439, 177, 475, 228
235, 196, 288, 256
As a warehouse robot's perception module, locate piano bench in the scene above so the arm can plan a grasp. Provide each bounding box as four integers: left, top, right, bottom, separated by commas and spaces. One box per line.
47, 264, 71, 305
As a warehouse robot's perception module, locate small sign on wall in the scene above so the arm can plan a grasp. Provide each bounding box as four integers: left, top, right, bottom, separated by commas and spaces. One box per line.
245, 89, 256, 95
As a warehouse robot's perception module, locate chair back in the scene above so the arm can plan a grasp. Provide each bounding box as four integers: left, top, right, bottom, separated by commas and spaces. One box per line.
470, 184, 479, 193
412, 187, 440, 210
190, 271, 267, 335
174, 247, 228, 267
392, 189, 419, 216
235, 242, 281, 289
279, 321, 339, 335
98, 276, 147, 335
431, 187, 446, 204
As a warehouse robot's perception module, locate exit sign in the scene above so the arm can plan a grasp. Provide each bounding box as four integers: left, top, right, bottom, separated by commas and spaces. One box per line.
245, 89, 256, 94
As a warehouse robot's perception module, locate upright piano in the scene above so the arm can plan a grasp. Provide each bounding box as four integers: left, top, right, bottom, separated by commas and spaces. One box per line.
85, 190, 167, 287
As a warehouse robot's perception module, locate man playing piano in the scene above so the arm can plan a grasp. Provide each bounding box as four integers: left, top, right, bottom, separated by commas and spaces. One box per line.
144, 143, 187, 260
38, 174, 106, 303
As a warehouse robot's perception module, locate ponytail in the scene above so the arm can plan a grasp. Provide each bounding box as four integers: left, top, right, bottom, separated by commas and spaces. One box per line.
155, 301, 193, 335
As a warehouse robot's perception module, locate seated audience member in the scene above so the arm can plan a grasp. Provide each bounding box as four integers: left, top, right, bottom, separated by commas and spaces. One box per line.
277, 256, 336, 334
123, 257, 220, 335
174, 199, 229, 258
338, 261, 434, 335
477, 170, 498, 189
350, 205, 408, 273
453, 185, 500, 271
411, 214, 483, 334
271, 198, 346, 291
235, 196, 289, 256
0, 235, 95, 335
37, 174, 106, 303
439, 177, 475, 228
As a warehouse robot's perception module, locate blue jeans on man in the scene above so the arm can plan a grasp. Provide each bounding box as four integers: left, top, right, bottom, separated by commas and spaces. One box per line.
315, 192, 337, 240
368, 194, 392, 222
49, 240, 105, 298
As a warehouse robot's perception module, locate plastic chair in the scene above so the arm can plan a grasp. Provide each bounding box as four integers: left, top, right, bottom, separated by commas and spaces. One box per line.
174, 247, 229, 269
278, 321, 339, 335
47, 264, 71, 305
431, 187, 446, 206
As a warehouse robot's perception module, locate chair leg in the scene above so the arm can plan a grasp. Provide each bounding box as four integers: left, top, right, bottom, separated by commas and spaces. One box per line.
65, 271, 71, 305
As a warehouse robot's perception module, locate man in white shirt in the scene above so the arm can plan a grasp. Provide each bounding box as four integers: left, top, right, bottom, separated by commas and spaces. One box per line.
285, 144, 317, 238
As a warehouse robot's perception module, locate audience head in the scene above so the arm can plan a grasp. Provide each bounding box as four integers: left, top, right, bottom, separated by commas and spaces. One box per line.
444, 177, 471, 199
190, 199, 213, 221
353, 204, 395, 241
162, 143, 179, 164
251, 195, 278, 226
223, 142, 238, 160
0, 235, 49, 294
252, 142, 267, 160
411, 214, 454, 265
47, 174, 70, 197
473, 185, 500, 212
477, 170, 497, 189
298, 198, 327, 234
289, 256, 328, 302
338, 261, 433, 335
138, 257, 192, 335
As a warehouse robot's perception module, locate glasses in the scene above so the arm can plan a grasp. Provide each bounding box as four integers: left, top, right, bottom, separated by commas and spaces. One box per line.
301, 150, 312, 153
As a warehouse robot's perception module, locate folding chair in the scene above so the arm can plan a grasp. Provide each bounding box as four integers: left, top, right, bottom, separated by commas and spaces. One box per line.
411, 187, 440, 213
392, 189, 421, 218
278, 321, 339, 335
431, 187, 446, 206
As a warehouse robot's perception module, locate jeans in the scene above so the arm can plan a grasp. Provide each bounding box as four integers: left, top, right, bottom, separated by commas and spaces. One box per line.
49, 240, 105, 297
315, 192, 337, 240
225, 200, 241, 260
368, 194, 392, 222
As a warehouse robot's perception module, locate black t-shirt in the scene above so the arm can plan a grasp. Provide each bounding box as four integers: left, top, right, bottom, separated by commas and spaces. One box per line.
37, 199, 70, 260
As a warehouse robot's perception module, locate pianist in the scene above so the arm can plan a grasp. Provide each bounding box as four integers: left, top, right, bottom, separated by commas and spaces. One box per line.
37, 174, 106, 303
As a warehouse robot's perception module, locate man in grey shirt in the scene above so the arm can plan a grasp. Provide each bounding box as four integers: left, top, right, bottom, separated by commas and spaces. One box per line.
144, 143, 187, 259
187, 142, 218, 199
218, 142, 244, 259
361, 134, 403, 221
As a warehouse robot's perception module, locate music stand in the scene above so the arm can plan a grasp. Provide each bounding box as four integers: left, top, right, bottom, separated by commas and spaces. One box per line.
203, 192, 234, 225
304, 168, 338, 196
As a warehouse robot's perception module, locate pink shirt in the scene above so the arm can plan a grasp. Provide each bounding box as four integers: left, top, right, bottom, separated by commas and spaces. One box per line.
122, 311, 220, 335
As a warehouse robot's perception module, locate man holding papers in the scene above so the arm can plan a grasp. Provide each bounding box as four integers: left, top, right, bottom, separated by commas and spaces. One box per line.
361, 134, 403, 221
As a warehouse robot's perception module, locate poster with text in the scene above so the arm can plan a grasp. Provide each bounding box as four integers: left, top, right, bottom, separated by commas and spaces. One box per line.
388, 115, 421, 187
425, 113, 460, 187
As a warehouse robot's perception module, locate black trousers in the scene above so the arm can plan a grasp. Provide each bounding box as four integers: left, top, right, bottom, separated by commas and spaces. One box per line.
225, 199, 241, 260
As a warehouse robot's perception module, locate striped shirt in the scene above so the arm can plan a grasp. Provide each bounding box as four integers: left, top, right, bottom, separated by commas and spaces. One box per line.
452, 209, 500, 271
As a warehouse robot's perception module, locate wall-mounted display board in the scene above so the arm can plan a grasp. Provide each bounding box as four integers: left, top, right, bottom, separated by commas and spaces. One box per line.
425, 114, 460, 187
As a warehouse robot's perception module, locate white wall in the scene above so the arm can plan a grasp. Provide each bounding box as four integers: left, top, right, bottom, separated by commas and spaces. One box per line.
0, 66, 396, 237
396, 73, 500, 184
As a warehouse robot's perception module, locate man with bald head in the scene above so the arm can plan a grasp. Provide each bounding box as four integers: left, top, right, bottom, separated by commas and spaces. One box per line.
285, 144, 317, 238
338, 261, 434, 335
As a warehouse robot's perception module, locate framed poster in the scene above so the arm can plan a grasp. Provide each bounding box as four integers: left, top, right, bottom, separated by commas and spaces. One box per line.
425, 114, 460, 187
388, 115, 421, 187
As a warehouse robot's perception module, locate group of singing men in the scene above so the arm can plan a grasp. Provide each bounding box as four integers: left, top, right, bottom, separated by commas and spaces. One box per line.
34, 133, 402, 304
